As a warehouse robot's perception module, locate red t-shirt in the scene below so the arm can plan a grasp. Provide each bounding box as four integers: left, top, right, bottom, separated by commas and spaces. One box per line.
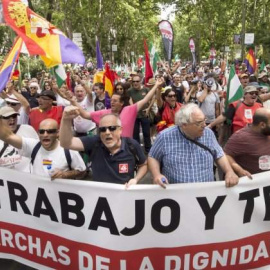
224, 127, 270, 174
29, 106, 64, 131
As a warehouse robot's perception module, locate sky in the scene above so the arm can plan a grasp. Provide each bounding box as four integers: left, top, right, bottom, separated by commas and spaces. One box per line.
160, 4, 176, 21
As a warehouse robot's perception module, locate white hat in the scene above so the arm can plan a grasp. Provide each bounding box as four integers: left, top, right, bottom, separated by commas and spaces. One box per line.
5, 94, 20, 104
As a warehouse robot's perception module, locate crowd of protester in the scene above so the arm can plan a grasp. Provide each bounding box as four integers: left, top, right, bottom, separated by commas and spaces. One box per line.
1, 59, 270, 188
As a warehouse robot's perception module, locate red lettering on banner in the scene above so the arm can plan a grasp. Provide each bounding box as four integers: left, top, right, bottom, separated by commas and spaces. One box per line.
0, 222, 270, 269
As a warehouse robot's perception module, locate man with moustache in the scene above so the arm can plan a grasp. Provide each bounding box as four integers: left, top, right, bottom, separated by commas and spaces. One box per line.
0, 106, 38, 172
224, 108, 270, 178
59, 112, 147, 186
209, 85, 263, 134
148, 104, 239, 188
0, 118, 86, 180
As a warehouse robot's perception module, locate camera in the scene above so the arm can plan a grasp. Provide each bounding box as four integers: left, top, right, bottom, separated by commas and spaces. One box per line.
190, 80, 198, 85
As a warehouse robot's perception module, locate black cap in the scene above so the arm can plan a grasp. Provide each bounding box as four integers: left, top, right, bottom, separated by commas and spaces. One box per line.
39, 90, 56, 101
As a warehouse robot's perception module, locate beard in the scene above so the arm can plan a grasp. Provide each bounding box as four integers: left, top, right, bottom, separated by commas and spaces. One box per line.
261, 126, 270, 136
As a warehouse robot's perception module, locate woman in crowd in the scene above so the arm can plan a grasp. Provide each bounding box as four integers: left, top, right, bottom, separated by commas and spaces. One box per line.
113, 82, 130, 107
156, 86, 182, 132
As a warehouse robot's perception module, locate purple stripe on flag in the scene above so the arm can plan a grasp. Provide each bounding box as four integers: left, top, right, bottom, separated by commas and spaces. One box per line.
60, 35, 85, 65
96, 40, 103, 70
244, 59, 255, 74
0, 51, 19, 93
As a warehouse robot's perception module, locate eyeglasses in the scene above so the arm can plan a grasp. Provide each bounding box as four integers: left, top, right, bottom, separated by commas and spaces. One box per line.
167, 94, 176, 98
132, 80, 140, 83
248, 92, 258, 96
1, 114, 17, 120
6, 102, 19, 106
192, 119, 207, 127
98, 126, 121, 133
38, 129, 58, 134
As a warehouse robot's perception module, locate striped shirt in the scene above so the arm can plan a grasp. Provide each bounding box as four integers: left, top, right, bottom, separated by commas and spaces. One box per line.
149, 126, 224, 183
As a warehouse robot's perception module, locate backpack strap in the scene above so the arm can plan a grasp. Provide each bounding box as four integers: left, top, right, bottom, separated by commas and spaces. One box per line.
125, 137, 140, 164
31, 141, 72, 170
31, 142, 42, 165
64, 149, 72, 170
0, 125, 22, 159
0, 143, 9, 158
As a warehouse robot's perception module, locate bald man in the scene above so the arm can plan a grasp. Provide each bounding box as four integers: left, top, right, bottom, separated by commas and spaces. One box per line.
0, 118, 86, 180
224, 108, 270, 178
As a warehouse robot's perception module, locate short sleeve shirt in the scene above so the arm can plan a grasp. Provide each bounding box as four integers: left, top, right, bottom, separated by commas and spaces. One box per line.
80, 136, 146, 184
149, 126, 224, 183
90, 104, 138, 137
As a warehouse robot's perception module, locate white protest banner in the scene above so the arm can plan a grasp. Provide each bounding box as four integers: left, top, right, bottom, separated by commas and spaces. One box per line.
0, 168, 270, 270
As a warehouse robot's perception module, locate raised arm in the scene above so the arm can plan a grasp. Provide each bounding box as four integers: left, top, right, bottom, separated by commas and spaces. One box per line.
136, 78, 164, 112
0, 119, 22, 149
59, 106, 85, 151
6, 82, 30, 115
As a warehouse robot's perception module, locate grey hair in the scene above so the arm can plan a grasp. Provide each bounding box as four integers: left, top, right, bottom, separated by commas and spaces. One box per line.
175, 103, 201, 126
100, 113, 122, 126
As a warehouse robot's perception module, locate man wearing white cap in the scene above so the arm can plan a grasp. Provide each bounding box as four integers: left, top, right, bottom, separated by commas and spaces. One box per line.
0, 106, 38, 172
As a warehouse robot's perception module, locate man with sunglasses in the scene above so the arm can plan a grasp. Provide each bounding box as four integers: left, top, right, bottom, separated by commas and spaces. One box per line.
59, 113, 147, 186
0, 106, 38, 173
29, 90, 64, 132
0, 118, 86, 179
127, 75, 154, 153
209, 85, 262, 135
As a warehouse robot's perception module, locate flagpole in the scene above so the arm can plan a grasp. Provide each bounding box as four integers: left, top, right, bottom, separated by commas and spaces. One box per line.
241, 0, 247, 61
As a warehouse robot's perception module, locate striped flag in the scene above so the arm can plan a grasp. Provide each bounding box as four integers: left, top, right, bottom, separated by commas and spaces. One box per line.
244, 48, 256, 74
0, 37, 23, 92
225, 65, 243, 108
260, 61, 267, 73
52, 64, 67, 88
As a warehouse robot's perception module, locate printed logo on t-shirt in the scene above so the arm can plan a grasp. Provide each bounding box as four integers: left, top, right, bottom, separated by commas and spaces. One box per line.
259, 155, 270, 170
244, 109, 252, 120
119, 163, 129, 173
43, 159, 52, 169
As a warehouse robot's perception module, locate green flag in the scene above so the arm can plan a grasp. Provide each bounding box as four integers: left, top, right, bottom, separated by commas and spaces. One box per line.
225, 65, 243, 108
149, 42, 159, 74
260, 61, 267, 73
52, 64, 67, 88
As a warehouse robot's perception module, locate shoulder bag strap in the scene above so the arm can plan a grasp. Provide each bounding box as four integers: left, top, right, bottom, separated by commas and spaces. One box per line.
178, 127, 215, 158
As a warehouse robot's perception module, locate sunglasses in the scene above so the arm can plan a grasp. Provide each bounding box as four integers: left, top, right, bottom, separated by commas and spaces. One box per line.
167, 94, 176, 98
38, 129, 58, 134
1, 114, 17, 120
98, 126, 120, 133
6, 102, 19, 106
132, 80, 140, 83
39, 96, 52, 100
248, 92, 258, 96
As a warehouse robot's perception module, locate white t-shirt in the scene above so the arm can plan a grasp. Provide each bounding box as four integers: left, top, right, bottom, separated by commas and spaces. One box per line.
17, 106, 29, 125
0, 125, 38, 172
21, 138, 86, 180
73, 95, 96, 133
